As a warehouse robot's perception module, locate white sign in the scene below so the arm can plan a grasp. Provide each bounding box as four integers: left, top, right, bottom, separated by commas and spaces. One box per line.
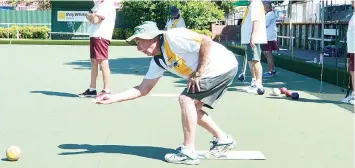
57, 11, 89, 22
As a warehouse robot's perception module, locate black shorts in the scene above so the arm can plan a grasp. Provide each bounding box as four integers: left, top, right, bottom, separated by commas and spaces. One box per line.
181, 67, 238, 109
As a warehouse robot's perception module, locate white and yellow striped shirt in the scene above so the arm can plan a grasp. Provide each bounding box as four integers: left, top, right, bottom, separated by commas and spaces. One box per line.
144, 28, 238, 80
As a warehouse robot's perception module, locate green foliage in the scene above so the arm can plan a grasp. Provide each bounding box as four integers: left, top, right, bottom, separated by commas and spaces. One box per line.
7, 0, 51, 10
121, 0, 155, 28
113, 28, 134, 39
113, 28, 124, 39
37, 0, 52, 10
32, 26, 50, 39
191, 29, 214, 39
219, 0, 235, 14
124, 28, 134, 39
0, 27, 7, 38
181, 1, 224, 30
121, 0, 225, 30
0, 25, 50, 39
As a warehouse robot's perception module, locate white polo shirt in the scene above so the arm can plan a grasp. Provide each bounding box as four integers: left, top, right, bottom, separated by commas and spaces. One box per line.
165, 17, 186, 30
89, 0, 116, 41
265, 10, 277, 41
144, 28, 238, 80
347, 12, 355, 54
241, 0, 267, 44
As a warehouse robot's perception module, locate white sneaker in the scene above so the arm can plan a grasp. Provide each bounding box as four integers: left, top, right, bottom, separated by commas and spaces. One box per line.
247, 84, 264, 95
204, 133, 237, 158
247, 87, 258, 94
242, 85, 255, 92
242, 80, 256, 92
164, 145, 199, 165
341, 95, 354, 104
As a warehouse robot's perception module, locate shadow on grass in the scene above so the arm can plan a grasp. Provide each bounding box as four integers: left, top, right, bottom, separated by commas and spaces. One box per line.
58, 144, 175, 162
64, 57, 180, 79
30, 91, 79, 98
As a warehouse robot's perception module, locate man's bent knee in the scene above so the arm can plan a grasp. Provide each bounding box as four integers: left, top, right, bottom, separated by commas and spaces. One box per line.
179, 95, 195, 106
194, 101, 204, 111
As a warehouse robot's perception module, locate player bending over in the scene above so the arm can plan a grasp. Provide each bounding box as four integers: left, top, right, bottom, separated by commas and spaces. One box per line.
93, 21, 239, 165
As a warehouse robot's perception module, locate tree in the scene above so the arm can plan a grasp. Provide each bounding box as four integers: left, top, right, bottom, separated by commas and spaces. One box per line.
121, 0, 225, 30
8, 0, 51, 10
214, 0, 235, 14
9, 0, 23, 7
181, 1, 224, 30
37, 0, 51, 10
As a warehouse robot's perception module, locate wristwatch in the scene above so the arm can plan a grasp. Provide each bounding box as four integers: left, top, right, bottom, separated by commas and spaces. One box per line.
194, 72, 201, 77
191, 72, 202, 79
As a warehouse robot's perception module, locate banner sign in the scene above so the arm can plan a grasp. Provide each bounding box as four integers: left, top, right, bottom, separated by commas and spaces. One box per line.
57, 11, 89, 22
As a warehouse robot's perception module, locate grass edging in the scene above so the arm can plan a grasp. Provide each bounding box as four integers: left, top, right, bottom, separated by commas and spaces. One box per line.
225, 45, 351, 88
0, 39, 131, 46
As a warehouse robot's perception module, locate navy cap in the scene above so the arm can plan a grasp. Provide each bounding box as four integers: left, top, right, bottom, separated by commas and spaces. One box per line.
170, 6, 179, 16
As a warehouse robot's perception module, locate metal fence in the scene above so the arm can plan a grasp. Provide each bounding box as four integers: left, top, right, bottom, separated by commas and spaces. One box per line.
0, 10, 51, 26
0, 10, 51, 40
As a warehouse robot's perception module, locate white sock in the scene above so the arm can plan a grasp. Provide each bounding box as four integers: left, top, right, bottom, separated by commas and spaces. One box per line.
89, 88, 96, 91
251, 78, 256, 86
217, 134, 230, 143
256, 83, 263, 89
180, 144, 195, 152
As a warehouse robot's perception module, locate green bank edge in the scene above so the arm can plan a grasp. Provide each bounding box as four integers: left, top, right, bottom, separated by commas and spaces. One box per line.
225, 45, 351, 88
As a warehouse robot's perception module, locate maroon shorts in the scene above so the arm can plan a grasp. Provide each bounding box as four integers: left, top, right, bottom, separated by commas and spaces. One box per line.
90, 37, 111, 60
262, 41, 279, 51
348, 53, 354, 72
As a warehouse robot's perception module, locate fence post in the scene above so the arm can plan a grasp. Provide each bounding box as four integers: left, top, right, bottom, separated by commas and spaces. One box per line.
7, 23, 9, 41
16, 26, 19, 39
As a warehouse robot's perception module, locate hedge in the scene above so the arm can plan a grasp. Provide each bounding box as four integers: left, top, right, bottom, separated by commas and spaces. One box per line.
226, 45, 351, 88
113, 28, 134, 40
0, 25, 50, 39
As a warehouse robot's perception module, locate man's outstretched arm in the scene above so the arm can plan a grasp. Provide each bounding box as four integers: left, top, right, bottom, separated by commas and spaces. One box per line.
94, 77, 161, 104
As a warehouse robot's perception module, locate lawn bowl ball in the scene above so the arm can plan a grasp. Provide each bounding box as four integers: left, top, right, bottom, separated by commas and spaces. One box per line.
6, 146, 21, 161
286, 90, 292, 97
291, 92, 299, 100
272, 88, 281, 96
257, 88, 265, 95
280, 87, 287, 94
